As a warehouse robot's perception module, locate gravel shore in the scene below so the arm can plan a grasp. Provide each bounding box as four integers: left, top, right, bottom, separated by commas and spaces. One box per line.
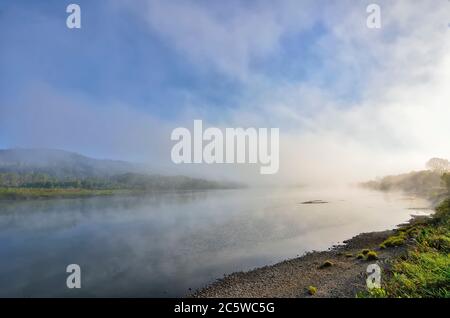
191, 225, 413, 298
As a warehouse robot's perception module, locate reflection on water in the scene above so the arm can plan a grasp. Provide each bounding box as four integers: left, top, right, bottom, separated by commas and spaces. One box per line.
0, 187, 432, 297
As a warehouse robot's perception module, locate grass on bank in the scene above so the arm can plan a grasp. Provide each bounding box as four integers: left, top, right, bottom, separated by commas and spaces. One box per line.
359, 199, 450, 298
0, 187, 124, 200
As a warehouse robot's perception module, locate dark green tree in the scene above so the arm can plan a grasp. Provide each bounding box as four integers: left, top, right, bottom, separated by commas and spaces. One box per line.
442, 173, 450, 193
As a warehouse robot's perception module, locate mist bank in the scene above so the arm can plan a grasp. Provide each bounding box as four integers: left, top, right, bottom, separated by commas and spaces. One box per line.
360, 169, 450, 203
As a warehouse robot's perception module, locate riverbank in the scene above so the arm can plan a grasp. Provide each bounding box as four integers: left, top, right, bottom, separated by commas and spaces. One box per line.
0, 183, 245, 200
0, 187, 236, 201
192, 199, 450, 298
0, 187, 132, 200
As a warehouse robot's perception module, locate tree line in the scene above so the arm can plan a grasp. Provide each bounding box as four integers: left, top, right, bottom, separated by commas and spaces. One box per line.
0, 172, 241, 191
0, 172, 118, 189
427, 157, 450, 193
443, 173, 450, 193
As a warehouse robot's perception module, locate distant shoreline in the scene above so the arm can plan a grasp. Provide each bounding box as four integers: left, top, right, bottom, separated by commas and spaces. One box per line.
0, 187, 239, 201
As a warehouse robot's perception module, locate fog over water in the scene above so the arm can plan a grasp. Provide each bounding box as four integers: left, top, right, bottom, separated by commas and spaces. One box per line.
0, 0, 448, 298
0, 187, 432, 297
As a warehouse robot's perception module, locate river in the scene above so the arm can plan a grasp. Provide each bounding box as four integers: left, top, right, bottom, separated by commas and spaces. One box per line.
0, 187, 432, 297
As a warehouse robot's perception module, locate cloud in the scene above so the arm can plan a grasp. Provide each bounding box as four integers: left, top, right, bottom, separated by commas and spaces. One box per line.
133, 0, 317, 80
2, 1, 450, 186
227, 0, 450, 184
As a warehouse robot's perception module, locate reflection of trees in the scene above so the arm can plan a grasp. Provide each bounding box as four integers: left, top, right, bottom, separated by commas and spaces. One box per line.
0, 190, 217, 232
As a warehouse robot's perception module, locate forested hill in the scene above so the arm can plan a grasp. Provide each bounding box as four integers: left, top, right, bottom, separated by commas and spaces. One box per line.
0, 148, 144, 178
0, 149, 243, 191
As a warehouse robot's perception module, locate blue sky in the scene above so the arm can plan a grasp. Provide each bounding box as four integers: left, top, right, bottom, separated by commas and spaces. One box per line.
0, 1, 243, 117
1, 1, 449, 184
0, 1, 366, 121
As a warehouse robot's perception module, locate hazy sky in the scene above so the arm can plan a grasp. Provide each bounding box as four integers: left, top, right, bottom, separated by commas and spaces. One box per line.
1, 0, 449, 185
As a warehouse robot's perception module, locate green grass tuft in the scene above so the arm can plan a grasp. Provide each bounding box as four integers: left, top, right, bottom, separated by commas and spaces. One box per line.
386, 251, 450, 297
308, 286, 317, 296
356, 288, 388, 298
381, 232, 406, 248
366, 251, 378, 261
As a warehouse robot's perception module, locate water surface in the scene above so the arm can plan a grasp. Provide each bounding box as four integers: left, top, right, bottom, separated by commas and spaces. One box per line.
0, 187, 432, 297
